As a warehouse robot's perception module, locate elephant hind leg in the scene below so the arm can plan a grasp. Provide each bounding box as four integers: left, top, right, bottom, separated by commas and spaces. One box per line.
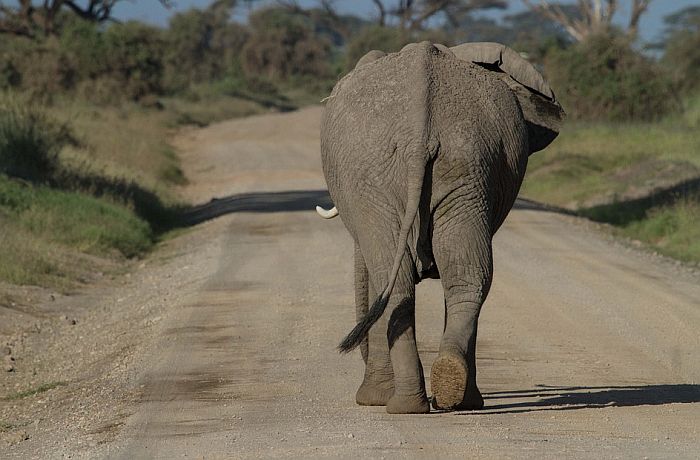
430, 213, 493, 411
354, 244, 395, 406
361, 241, 428, 413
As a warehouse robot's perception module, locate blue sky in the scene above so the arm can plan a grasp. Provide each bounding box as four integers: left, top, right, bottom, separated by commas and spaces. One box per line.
112, 0, 699, 43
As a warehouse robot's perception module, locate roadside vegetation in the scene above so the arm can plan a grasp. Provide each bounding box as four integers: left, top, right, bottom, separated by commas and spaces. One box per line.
0, 0, 699, 292
0, 1, 340, 290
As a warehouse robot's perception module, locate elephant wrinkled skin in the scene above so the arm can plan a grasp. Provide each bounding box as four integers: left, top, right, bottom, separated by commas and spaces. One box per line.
320, 41, 564, 414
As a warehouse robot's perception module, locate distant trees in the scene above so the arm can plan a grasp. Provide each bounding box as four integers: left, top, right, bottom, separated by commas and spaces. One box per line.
0, 0, 170, 38
660, 6, 700, 96
164, 0, 249, 91
241, 6, 332, 81
368, 0, 507, 30
523, 0, 651, 42
545, 34, 677, 121
1, 0, 698, 124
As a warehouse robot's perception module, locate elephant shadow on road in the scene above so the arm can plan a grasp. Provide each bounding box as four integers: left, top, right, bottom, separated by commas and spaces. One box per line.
463, 384, 700, 414
179, 189, 334, 226
177, 190, 567, 227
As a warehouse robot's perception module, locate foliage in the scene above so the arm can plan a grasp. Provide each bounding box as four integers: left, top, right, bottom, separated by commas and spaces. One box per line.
0, 0, 167, 38
344, 25, 409, 70
0, 95, 74, 182
523, 0, 651, 43
368, 0, 506, 30
241, 6, 332, 81
0, 21, 165, 102
101, 22, 165, 100
163, 1, 249, 91
661, 6, 700, 97
545, 34, 678, 121
342, 25, 452, 71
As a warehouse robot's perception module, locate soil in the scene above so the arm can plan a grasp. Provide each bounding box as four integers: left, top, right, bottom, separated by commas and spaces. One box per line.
1, 106, 699, 459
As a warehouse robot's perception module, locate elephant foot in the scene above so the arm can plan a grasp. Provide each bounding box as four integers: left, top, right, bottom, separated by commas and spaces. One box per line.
430, 353, 484, 411
356, 380, 394, 406
386, 393, 430, 414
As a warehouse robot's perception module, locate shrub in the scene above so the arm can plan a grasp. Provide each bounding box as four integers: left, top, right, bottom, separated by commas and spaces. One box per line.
164, 7, 249, 91
102, 22, 166, 100
545, 34, 679, 121
342, 25, 453, 72
659, 6, 700, 97
241, 6, 332, 81
0, 37, 77, 100
0, 95, 74, 182
59, 18, 107, 80
344, 26, 410, 71
662, 26, 700, 97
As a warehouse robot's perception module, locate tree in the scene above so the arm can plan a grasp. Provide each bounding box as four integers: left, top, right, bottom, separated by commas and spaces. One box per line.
0, 0, 170, 38
164, 0, 249, 90
545, 34, 677, 121
660, 6, 700, 95
523, 0, 651, 42
275, 0, 368, 46
443, 5, 576, 51
368, 0, 507, 31
241, 6, 332, 80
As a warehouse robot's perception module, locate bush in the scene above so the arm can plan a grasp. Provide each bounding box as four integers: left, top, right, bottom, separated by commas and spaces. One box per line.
241, 6, 332, 81
662, 28, 700, 97
59, 18, 106, 80
342, 25, 454, 72
0, 95, 74, 182
0, 37, 77, 100
344, 26, 410, 71
545, 34, 679, 121
102, 22, 166, 100
164, 7, 249, 91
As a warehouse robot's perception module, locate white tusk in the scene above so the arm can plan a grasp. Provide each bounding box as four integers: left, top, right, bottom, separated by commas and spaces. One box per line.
316, 205, 339, 219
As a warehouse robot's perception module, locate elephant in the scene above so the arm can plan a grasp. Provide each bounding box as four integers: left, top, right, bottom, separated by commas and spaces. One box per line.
318, 41, 564, 414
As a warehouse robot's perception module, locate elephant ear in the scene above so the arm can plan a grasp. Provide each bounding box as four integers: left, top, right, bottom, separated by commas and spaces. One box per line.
449, 42, 565, 153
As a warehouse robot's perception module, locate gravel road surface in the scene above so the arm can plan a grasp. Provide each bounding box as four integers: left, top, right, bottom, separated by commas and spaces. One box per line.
6, 107, 699, 459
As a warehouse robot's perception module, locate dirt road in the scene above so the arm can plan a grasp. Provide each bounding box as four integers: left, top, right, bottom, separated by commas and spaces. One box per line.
9, 107, 699, 458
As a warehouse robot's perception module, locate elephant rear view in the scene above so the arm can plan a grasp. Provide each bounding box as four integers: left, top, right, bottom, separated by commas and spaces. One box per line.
320, 41, 564, 414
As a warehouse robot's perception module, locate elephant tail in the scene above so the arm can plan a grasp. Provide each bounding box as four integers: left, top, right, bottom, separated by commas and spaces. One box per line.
338, 157, 427, 353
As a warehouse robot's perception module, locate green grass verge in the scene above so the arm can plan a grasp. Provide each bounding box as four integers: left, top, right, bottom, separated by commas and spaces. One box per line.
522, 107, 700, 264
0, 175, 153, 257
522, 121, 700, 208
621, 199, 700, 262
582, 196, 700, 263
2, 381, 66, 401
0, 81, 325, 290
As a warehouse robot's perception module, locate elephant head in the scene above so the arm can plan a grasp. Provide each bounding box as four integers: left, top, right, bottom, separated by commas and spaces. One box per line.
449, 42, 565, 154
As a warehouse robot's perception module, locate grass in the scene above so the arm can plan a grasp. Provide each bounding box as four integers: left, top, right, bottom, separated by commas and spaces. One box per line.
522, 98, 700, 263
522, 120, 700, 208
0, 175, 153, 257
0, 81, 324, 290
0, 95, 172, 288
2, 381, 66, 401
619, 199, 700, 262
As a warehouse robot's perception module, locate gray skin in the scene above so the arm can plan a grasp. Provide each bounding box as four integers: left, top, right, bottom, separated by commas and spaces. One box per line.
321, 41, 564, 414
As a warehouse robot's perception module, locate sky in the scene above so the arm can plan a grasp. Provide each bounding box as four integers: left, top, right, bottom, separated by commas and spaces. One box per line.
112, 0, 700, 44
